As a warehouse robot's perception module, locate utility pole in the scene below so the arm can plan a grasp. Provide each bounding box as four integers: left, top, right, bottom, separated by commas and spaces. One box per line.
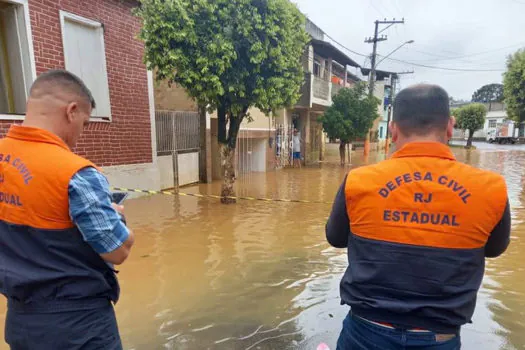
385, 70, 414, 155
363, 18, 405, 156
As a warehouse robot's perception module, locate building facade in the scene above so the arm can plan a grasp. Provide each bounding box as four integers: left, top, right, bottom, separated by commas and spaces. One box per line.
0, 0, 159, 191
274, 19, 362, 166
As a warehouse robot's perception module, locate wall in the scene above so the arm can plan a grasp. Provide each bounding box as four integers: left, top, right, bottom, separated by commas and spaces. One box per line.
157, 155, 175, 189
177, 152, 199, 186
209, 107, 273, 130
0, 0, 152, 167
154, 78, 197, 112
102, 162, 160, 197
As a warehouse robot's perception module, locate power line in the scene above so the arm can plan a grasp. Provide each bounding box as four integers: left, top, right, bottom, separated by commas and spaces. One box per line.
322, 32, 369, 58
376, 55, 505, 72
310, 21, 516, 74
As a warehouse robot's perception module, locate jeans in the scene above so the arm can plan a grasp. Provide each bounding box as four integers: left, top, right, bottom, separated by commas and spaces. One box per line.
5, 303, 122, 350
336, 312, 461, 350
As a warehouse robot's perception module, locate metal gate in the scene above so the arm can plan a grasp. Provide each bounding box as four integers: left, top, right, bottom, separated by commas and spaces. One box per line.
275, 123, 299, 167
155, 110, 200, 188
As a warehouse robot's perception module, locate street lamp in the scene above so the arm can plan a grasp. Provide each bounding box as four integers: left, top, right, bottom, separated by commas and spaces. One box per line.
375, 40, 414, 68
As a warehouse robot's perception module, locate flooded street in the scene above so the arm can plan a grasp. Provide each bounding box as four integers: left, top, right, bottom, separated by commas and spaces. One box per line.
1, 143, 525, 349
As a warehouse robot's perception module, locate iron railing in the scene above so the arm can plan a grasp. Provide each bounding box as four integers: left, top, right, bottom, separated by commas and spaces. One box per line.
155, 110, 200, 155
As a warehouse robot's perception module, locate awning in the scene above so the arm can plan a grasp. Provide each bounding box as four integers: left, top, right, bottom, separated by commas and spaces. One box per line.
311, 39, 360, 68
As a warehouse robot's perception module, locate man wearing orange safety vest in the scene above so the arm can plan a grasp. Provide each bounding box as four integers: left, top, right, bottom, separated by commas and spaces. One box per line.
0, 70, 134, 349
326, 84, 510, 349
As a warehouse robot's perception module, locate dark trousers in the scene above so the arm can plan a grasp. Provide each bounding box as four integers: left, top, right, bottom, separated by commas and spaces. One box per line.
5, 303, 122, 350
337, 312, 461, 350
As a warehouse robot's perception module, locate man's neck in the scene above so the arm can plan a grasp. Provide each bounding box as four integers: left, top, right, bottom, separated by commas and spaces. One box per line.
22, 115, 63, 140
395, 135, 448, 150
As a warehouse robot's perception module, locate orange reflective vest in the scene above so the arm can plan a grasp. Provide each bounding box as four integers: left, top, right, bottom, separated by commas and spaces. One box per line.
341, 142, 507, 333
0, 125, 119, 312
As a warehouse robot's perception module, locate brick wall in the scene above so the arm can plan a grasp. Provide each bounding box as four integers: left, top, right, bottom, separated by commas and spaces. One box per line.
0, 0, 152, 167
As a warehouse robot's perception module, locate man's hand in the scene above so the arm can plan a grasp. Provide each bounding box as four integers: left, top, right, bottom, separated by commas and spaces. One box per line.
111, 203, 124, 214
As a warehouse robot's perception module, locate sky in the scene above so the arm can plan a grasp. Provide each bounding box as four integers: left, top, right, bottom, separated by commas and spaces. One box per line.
292, 0, 525, 101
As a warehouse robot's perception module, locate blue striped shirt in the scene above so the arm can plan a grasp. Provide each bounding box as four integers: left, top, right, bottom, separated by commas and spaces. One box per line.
68, 167, 130, 254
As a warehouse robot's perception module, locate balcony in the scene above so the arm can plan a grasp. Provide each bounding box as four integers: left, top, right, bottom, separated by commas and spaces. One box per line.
313, 76, 330, 101
295, 72, 351, 109
331, 83, 343, 97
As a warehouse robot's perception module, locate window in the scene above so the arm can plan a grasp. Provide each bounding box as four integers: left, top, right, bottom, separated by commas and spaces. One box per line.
313, 59, 321, 77
488, 120, 497, 128
60, 11, 111, 120
0, 0, 34, 116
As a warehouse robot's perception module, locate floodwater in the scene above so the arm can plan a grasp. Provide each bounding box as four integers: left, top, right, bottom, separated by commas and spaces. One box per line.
1, 141, 525, 349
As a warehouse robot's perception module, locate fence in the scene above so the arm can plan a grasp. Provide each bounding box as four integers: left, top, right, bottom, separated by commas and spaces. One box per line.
155, 110, 200, 188
275, 124, 301, 168
155, 110, 200, 155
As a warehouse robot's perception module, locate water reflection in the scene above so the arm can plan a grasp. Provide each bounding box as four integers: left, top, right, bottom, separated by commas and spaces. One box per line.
0, 143, 524, 349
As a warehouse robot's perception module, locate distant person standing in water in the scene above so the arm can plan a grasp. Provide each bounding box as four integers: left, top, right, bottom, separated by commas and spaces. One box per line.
293, 128, 302, 168
326, 84, 510, 349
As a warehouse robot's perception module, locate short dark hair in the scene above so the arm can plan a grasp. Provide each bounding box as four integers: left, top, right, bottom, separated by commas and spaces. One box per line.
393, 84, 450, 135
29, 69, 96, 109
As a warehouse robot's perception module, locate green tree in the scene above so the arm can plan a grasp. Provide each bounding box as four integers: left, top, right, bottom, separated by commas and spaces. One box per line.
472, 83, 503, 111
503, 49, 525, 122
454, 103, 487, 149
319, 83, 379, 165
136, 0, 309, 203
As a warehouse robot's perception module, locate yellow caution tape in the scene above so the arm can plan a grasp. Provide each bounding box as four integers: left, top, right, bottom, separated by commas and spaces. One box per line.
110, 187, 332, 205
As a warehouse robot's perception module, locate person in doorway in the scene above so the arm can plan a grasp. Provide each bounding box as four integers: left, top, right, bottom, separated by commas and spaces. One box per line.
326, 84, 510, 350
293, 128, 302, 168
0, 70, 134, 350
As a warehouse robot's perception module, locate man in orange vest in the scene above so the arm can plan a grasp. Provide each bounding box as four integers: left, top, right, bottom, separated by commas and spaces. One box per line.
0, 70, 135, 349
326, 84, 510, 349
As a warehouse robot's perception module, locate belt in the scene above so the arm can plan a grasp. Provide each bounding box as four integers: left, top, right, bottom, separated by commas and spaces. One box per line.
8, 298, 111, 313
355, 315, 428, 332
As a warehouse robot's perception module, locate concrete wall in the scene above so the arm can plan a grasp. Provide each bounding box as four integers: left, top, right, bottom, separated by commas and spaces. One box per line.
102, 162, 161, 196
210, 107, 273, 130
155, 152, 199, 189
178, 152, 199, 186
157, 155, 175, 190
154, 79, 198, 112
241, 108, 272, 129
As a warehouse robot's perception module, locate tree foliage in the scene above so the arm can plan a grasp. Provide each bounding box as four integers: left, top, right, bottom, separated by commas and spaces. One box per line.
503, 49, 525, 122
135, 0, 309, 148
136, 0, 309, 202
319, 83, 380, 143
472, 83, 503, 104
454, 103, 487, 148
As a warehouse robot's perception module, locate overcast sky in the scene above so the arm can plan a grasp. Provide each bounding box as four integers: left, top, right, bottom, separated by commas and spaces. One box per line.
293, 0, 525, 100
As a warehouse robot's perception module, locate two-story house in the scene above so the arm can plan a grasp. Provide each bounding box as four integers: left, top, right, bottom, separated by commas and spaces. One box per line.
274, 19, 362, 165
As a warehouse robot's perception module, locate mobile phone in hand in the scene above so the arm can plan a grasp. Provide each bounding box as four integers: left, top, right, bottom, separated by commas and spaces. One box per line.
111, 192, 129, 205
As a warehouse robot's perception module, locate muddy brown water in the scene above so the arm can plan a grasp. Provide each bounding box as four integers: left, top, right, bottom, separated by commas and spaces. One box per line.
1, 142, 525, 349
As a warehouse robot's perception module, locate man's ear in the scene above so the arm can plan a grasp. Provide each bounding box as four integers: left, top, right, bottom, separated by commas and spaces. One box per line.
66, 102, 78, 123
389, 121, 398, 142
447, 116, 456, 139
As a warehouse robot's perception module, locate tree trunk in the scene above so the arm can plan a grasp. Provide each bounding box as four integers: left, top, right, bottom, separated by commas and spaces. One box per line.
219, 142, 236, 204
466, 129, 474, 149
347, 143, 352, 164
217, 104, 246, 204
339, 141, 346, 166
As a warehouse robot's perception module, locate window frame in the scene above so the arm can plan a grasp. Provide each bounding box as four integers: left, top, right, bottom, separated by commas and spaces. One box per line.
0, 0, 37, 121
59, 10, 112, 122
